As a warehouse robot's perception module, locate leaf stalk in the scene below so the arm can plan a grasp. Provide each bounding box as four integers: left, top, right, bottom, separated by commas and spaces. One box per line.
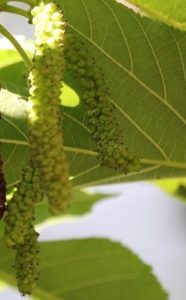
0, 0, 34, 6
0, 4, 28, 17
0, 24, 32, 70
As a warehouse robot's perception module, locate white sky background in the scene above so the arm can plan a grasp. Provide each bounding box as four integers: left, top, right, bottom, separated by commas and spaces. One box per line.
0, 2, 186, 300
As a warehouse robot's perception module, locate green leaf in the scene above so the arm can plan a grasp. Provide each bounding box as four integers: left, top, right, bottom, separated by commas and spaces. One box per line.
0, 58, 28, 96
0, 280, 7, 292
61, 83, 80, 107
0, 49, 22, 68
155, 177, 186, 203
0, 238, 168, 299
1, 0, 186, 187
127, 0, 186, 31
66, 188, 110, 215
0, 89, 29, 188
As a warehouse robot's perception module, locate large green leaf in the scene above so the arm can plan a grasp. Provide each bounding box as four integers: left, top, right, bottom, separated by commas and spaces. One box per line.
126, 0, 186, 31
0, 238, 168, 299
1, 0, 186, 188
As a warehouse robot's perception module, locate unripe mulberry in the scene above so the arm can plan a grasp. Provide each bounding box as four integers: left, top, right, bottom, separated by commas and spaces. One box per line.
28, 1, 71, 215
0, 153, 6, 219
0, 112, 6, 219
177, 184, 186, 197
15, 225, 40, 295
4, 162, 43, 248
65, 35, 140, 173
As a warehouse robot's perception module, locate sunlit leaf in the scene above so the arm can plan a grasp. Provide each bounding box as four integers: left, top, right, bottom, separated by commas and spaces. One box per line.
0, 238, 168, 300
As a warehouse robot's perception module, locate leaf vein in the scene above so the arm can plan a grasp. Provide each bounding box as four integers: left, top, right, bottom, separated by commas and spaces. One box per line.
131, 11, 167, 100
101, 0, 133, 72
2, 114, 28, 140
68, 24, 186, 126
81, 0, 93, 39
108, 96, 169, 159
169, 30, 186, 89
64, 112, 91, 133
55, 275, 149, 295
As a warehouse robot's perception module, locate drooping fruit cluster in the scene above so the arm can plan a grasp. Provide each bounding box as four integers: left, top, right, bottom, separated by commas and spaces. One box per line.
15, 226, 40, 296
4, 161, 43, 295
65, 35, 140, 173
0, 156, 6, 219
0, 113, 6, 219
4, 162, 43, 248
2, 1, 142, 296
27, 1, 71, 215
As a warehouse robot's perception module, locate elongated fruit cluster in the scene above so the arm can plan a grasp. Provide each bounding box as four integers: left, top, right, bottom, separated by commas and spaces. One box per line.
0, 158, 6, 219
15, 226, 40, 296
27, 1, 71, 214
0, 112, 6, 219
0, 153, 6, 219
4, 162, 43, 248
65, 35, 140, 173
177, 184, 186, 197
4, 161, 43, 295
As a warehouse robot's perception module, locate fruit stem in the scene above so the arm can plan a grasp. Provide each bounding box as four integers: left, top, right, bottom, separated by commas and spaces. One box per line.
0, 4, 29, 17
0, 24, 32, 70
0, 0, 35, 6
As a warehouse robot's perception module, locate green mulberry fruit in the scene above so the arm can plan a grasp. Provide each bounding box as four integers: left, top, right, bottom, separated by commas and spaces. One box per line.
0, 115, 6, 220
4, 161, 43, 295
4, 161, 43, 248
27, 1, 71, 215
15, 225, 40, 295
65, 34, 140, 173
0, 156, 6, 219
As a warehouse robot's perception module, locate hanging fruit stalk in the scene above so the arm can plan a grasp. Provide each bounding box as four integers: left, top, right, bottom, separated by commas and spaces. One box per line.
0, 112, 6, 220
27, 1, 71, 215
